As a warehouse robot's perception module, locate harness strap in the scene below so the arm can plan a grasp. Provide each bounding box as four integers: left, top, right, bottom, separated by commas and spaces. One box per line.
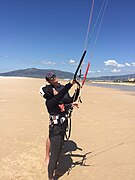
49, 114, 68, 126
49, 108, 73, 141
64, 107, 73, 141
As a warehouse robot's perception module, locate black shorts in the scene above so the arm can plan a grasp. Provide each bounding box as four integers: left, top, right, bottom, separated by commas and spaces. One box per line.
49, 121, 68, 138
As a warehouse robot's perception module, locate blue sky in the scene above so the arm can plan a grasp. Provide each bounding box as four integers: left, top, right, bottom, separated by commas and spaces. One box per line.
0, 0, 135, 77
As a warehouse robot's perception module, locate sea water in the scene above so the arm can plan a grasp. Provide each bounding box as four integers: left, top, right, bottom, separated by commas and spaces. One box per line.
89, 83, 135, 92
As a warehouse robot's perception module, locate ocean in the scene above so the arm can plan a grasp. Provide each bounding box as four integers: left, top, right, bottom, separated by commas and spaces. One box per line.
89, 83, 135, 92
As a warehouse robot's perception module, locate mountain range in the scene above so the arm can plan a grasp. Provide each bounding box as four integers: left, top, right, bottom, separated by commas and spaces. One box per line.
0, 68, 74, 79
0, 68, 135, 81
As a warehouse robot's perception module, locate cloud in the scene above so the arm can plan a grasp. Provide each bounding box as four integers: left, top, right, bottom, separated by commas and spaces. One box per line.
125, 63, 131, 67
68, 59, 76, 65
40, 61, 56, 65
131, 62, 135, 66
104, 60, 125, 67
88, 70, 100, 74
88, 70, 94, 73
111, 69, 121, 73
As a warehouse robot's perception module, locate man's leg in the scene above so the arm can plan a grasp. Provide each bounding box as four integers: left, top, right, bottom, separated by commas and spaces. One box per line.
48, 135, 63, 179
45, 136, 50, 165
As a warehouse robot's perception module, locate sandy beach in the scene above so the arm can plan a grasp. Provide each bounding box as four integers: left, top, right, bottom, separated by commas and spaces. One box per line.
0, 77, 135, 180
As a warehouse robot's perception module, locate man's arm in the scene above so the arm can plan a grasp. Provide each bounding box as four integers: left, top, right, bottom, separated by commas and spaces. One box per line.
46, 82, 73, 107
71, 87, 80, 102
39, 85, 46, 97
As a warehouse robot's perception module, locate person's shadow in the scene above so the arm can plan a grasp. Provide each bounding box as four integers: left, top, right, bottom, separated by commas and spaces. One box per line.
54, 140, 91, 180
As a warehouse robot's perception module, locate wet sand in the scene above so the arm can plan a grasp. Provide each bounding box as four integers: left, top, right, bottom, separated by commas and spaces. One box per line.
0, 77, 135, 180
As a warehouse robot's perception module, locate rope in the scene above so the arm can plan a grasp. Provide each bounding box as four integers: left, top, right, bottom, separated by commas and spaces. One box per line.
77, 0, 108, 103
87, 0, 107, 48
89, 0, 108, 61
84, 0, 95, 51
77, 0, 95, 102
66, 0, 108, 140
82, 62, 90, 86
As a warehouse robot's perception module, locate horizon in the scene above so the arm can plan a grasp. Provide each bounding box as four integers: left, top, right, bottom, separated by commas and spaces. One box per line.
0, 0, 135, 76
0, 67, 135, 79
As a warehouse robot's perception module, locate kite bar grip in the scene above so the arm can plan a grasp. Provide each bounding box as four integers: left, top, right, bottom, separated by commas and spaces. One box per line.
73, 50, 87, 80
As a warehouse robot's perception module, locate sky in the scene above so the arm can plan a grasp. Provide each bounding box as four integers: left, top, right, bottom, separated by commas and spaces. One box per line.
0, 0, 135, 77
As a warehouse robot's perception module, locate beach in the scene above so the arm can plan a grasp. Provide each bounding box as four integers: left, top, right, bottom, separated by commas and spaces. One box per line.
0, 77, 135, 180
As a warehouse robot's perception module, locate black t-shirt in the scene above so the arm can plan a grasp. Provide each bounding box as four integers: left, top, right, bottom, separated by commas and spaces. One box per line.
40, 82, 80, 116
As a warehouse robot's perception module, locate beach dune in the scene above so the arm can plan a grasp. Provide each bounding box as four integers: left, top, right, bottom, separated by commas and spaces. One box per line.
0, 77, 135, 180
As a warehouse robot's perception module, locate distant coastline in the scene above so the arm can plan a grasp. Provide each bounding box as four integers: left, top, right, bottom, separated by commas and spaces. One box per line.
89, 81, 135, 92
89, 81, 135, 86
0, 68, 135, 82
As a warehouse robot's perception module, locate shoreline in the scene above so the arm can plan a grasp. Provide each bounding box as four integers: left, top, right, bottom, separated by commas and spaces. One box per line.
1, 76, 135, 86
88, 81, 135, 86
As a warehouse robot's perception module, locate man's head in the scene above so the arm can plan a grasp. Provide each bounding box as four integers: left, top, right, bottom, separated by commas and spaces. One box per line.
45, 72, 58, 86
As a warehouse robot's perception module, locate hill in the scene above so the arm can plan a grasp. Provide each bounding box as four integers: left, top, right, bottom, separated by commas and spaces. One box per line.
0, 68, 135, 81
0, 68, 74, 79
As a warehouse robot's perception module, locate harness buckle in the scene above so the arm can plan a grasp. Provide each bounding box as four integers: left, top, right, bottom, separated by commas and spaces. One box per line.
49, 114, 67, 125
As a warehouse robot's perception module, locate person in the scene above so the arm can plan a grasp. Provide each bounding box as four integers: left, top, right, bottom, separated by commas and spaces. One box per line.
39, 72, 80, 180
40, 73, 80, 164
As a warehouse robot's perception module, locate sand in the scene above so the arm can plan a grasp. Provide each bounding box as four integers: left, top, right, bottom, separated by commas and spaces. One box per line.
0, 77, 135, 180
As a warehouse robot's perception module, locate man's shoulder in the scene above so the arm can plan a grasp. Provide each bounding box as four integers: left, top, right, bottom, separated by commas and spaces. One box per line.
39, 84, 53, 97
39, 84, 52, 94
59, 83, 65, 88
55, 83, 64, 91
40, 84, 52, 89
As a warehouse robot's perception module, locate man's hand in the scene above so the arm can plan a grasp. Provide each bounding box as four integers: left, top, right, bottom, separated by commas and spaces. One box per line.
52, 88, 58, 95
71, 102, 79, 108
70, 80, 76, 85
70, 79, 81, 87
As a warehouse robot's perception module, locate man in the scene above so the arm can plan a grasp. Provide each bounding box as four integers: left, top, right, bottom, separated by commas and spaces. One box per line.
40, 72, 80, 180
